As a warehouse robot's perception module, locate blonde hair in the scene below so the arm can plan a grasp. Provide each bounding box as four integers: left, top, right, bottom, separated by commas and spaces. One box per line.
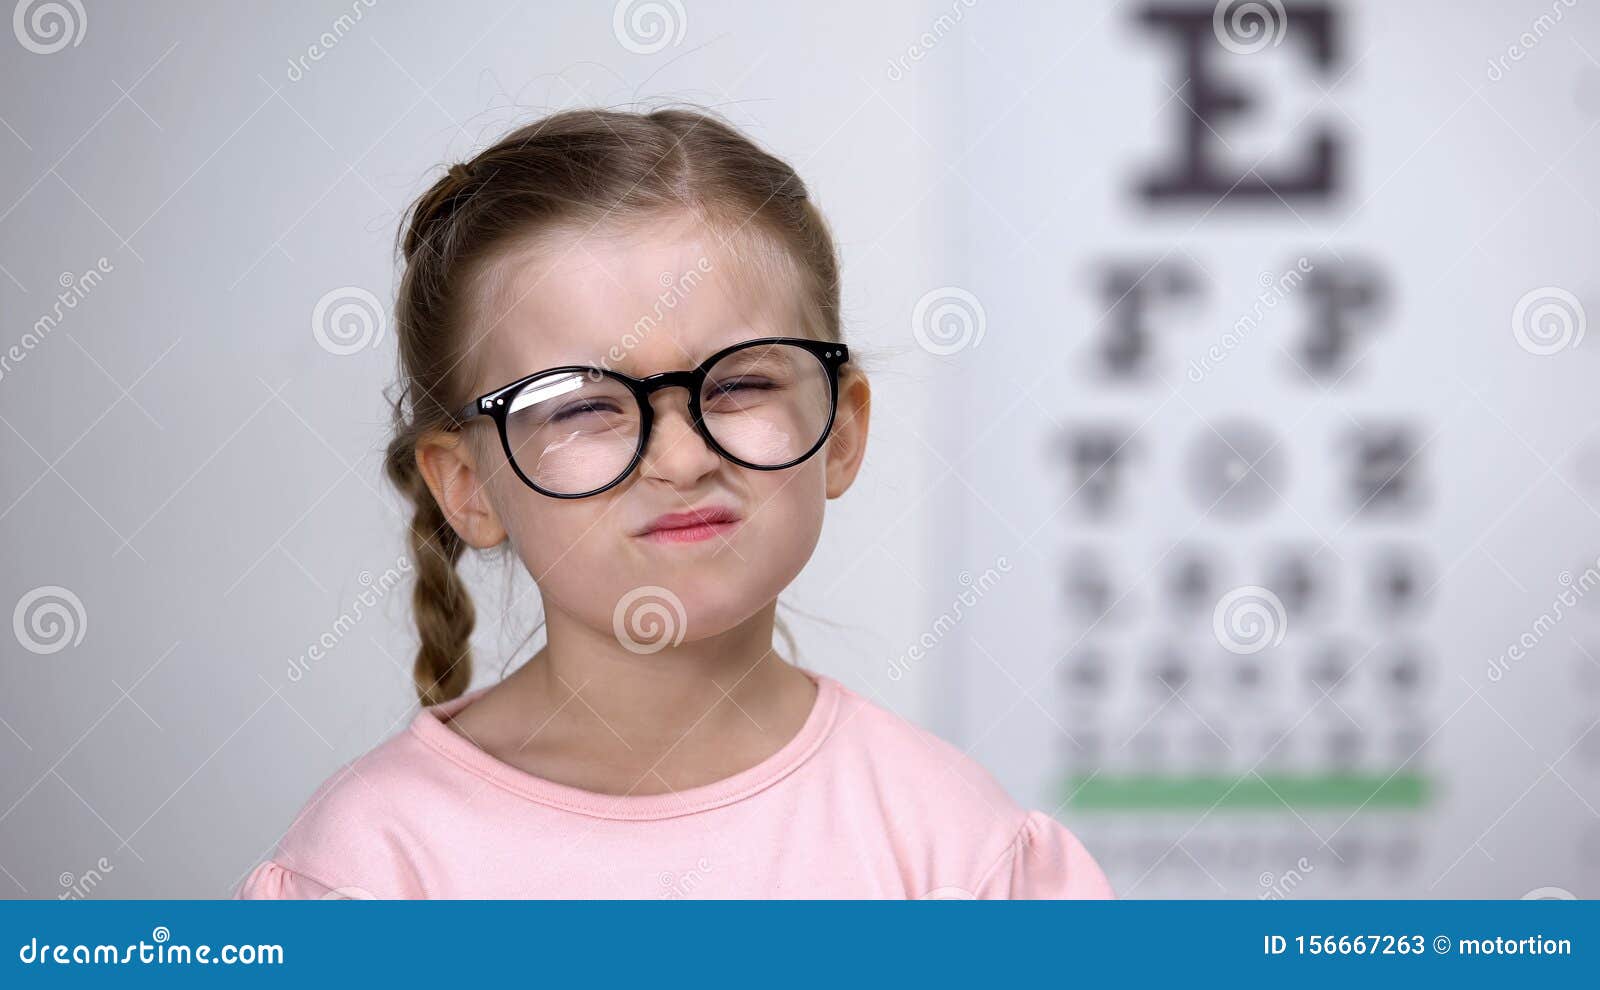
382, 107, 844, 706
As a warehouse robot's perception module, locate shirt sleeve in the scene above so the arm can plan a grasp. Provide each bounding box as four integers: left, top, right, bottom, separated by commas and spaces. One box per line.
234, 859, 343, 899
973, 810, 1115, 899
233, 754, 428, 898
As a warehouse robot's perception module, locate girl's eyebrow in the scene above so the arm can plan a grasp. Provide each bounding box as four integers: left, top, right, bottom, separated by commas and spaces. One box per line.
517, 329, 773, 378
694, 329, 775, 361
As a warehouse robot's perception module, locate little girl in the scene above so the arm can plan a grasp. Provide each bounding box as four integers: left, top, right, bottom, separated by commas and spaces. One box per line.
236, 107, 1111, 899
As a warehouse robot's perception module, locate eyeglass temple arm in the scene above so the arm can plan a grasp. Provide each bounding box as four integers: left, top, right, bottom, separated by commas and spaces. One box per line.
456, 396, 490, 424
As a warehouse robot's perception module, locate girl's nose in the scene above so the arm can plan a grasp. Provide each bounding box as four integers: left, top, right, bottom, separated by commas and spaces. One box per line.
637, 391, 722, 486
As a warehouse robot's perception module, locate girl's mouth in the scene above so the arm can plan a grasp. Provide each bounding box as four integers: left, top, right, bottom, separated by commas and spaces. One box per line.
639, 519, 742, 544
634, 505, 743, 544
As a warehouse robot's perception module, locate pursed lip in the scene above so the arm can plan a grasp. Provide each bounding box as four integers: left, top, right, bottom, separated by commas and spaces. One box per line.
634, 504, 743, 538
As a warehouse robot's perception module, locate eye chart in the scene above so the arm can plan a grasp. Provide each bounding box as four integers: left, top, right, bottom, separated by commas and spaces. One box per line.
934, 1, 1600, 897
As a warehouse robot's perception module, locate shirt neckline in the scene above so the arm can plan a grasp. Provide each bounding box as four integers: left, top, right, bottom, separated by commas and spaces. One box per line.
408, 666, 841, 821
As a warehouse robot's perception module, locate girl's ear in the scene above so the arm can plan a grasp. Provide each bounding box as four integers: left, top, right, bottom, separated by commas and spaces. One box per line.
415, 430, 508, 549
824, 368, 871, 499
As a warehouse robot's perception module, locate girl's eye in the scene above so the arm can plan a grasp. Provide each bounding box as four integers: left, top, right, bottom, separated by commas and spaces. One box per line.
549, 399, 622, 423
707, 377, 778, 399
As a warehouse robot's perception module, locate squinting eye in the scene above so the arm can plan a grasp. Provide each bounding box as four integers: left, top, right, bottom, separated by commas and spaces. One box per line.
550, 399, 622, 422
708, 377, 777, 397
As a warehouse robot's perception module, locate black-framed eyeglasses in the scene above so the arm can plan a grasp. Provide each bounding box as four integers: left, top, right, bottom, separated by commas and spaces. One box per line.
456, 336, 850, 498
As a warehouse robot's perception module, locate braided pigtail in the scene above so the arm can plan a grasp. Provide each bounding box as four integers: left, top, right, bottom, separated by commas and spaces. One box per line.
382, 434, 475, 706
382, 159, 486, 706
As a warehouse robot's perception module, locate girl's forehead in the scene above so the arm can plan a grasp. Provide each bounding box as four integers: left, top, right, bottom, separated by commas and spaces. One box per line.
474, 221, 797, 378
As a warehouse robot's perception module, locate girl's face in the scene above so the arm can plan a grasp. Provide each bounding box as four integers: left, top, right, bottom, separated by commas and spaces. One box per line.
420, 214, 870, 644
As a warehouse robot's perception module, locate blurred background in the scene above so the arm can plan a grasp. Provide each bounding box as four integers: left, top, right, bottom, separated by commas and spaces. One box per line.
0, 0, 1596, 899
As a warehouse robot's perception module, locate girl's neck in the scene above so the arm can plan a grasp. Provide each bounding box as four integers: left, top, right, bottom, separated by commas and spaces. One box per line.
447, 599, 818, 795
540, 597, 785, 713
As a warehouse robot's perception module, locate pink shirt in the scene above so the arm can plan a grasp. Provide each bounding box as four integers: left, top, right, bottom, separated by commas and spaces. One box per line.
235, 669, 1112, 899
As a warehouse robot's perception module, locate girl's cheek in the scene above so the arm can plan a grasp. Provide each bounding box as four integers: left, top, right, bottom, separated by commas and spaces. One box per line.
495, 495, 580, 582
522, 505, 604, 570
752, 474, 826, 564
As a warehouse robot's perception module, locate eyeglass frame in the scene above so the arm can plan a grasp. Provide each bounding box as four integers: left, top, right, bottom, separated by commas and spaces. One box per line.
454, 335, 851, 499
